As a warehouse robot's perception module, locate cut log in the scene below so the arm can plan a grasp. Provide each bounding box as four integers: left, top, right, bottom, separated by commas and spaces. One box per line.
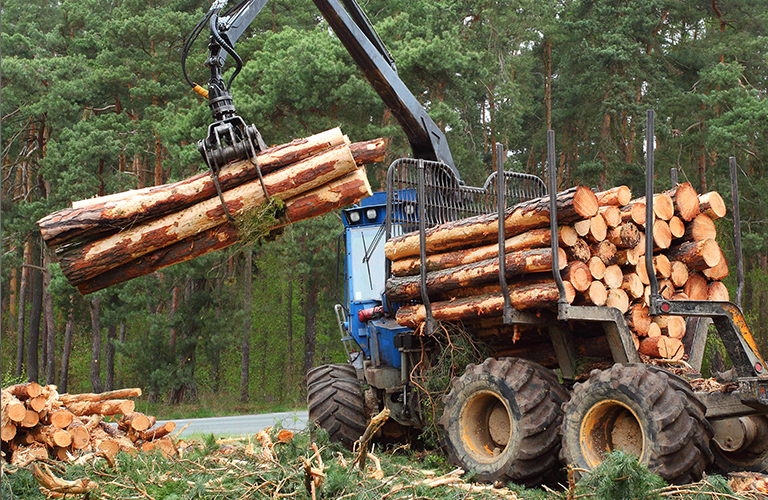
653, 315, 687, 340
566, 238, 591, 263
574, 219, 590, 237
598, 205, 622, 228
620, 202, 646, 227
559, 226, 580, 247
634, 194, 675, 221
684, 273, 709, 301
562, 261, 592, 292
708, 281, 730, 302
602, 265, 623, 289
626, 304, 651, 336
118, 412, 152, 433
668, 216, 685, 239
45, 409, 75, 429
703, 249, 729, 280
2, 422, 16, 441
58, 388, 142, 405
39, 129, 356, 247
607, 222, 641, 249
349, 137, 388, 165
652, 219, 672, 250
576, 281, 608, 306
698, 191, 727, 220
395, 280, 575, 328
390, 227, 557, 277
11, 442, 49, 466
67, 421, 91, 450
1, 390, 27, 423
654, 254, 672, 279
658, 278, 675, 300
595, 186, 632, 206
664, 182, 700, 222
66, 399, 135, 417
670, 260, 690, 288
31, 426, 72, 448
132, 421, 176, 442
672, 291, 689, 301
27, 395, 47, 413
75, 170, 373, 294
587, 256, 606, 280
684, 213, 716, 241
591, 240, 618, 266
668, 238, 721, 271
647, 322, 662, 338
616, 246, 640, 267
621, 272, 644, 300
384, 186, 599, 260
584, 214, 607, 243
21, 409, 40, 428
6, 382, 43, 400
56, 145, 361, 286
606, 288, 629, 314
384, 247, 567, 302
638, 336, 684, 360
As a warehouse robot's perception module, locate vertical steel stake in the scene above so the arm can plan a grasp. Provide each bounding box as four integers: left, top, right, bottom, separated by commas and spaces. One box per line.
730, 157, 745, 308
645, 110, 661, 315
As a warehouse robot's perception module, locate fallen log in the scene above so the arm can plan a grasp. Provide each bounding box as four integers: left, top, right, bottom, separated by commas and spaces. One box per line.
75, 170, 373, 294
58, 388, 142, 405
384, 247, 567, 302
6, 382, 43, 400
639, 336, 684, 360
56, 145, 361, 286
667, 238, 721, 271
66, 399, 135, 417
1, 390, 27, 424
395, 280, 575, 328
384, 186, 599, 260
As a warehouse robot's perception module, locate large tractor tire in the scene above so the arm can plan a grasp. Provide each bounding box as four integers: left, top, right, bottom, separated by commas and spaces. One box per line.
307, 364, 366, 449
439, 357, 570, 484
560, 364, 713, 484
711, 415, 768, 473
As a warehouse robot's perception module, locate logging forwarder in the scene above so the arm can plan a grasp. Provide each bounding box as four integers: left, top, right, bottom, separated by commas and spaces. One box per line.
182, 0, 768, 487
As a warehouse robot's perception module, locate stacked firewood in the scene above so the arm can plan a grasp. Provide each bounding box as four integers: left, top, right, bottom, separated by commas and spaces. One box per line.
38, 128, 383, 295
1, 383, 174, 466
384, 182, 729, 362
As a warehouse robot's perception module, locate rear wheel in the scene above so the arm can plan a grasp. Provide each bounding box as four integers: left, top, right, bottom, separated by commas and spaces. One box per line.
439, 357, 569, 484
560, 364, 713, 484
307, 364, 366, 449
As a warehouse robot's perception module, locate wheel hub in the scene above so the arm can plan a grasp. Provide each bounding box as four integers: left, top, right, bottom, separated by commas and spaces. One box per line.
580, 399, 645, 467
460, 391, 513, 461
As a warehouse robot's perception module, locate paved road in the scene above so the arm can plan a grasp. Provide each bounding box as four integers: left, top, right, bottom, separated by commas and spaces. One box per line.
159, 410, 309, 438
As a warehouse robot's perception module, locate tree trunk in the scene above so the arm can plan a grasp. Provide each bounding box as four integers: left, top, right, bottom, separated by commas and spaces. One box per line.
286, 279, 294, 397
104, 324, 116, 391
59, 301, 74, 393
698, 192, 726, 220
43, 251, 56, 385
89, 297, 103, 393
302, 280, 319, 377
75, 170, 372, 294
27, 252, 44, 383
16, 243, 31, 377
240, 249, 252, 403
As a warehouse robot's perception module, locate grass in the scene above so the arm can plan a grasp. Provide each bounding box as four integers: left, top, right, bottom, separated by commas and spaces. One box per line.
1, 428, 751, 500
132, 391, 305, 420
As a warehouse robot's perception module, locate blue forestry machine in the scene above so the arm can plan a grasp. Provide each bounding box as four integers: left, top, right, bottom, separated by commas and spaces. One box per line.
186, 0, 768, 485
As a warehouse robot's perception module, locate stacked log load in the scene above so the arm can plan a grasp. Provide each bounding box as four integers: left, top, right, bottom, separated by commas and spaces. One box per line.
1, 383, 173, 466
38, 128, 383, 295
384, 182, 729, 362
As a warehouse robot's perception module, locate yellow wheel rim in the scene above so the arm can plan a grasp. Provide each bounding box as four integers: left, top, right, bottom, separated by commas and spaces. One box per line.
459, 390, 514, 463
579, 399, 645, 468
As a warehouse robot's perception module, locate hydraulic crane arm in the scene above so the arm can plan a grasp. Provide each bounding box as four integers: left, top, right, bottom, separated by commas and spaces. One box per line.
184, 0, 457, 176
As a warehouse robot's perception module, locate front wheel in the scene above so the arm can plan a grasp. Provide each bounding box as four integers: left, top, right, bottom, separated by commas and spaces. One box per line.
439, 357, 569, 484
307, 364, 366, 449
560, 364, 713, 484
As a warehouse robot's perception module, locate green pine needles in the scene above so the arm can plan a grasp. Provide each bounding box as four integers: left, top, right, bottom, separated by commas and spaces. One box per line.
234, 197, 287, 246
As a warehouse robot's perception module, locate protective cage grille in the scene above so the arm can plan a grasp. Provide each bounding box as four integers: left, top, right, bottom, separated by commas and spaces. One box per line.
384, 158, 547, 240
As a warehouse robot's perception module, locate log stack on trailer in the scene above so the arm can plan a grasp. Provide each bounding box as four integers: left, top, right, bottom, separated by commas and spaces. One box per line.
384, 181, 730, 364
1, 383, 174, 465
38, 128, 383, 294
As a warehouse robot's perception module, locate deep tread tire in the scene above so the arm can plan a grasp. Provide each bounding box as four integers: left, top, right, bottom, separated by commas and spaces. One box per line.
439, 357, 569, 484
560, 363, 713, 484
307, 364, 366, 449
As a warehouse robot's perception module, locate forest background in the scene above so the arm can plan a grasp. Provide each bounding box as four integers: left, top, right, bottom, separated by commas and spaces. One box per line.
2, 0, 767, 415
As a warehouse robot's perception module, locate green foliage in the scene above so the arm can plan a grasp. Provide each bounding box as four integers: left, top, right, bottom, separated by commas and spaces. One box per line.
572, 450, 666, 500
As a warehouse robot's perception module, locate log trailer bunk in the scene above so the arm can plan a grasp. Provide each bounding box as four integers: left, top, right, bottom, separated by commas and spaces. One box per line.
185, 0, 768, 485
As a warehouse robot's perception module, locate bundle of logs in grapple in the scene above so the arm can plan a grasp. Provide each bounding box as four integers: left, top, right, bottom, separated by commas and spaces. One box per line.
1, 383, 173, 466
384, 182, 729, 362
38, 128, 383, 295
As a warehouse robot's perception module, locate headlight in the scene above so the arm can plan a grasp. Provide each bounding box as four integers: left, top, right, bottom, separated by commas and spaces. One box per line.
348, 210, 361, 223
366, 208, 377, 220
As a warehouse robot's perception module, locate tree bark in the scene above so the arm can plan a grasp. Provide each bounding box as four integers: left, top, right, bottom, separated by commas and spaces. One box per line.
104, 324, 116, 391
89, 297, 103, 393
16, 241, 31, 377
302, 280, 318, 376
75, 170, 372, 294
240, 249, 252, 403
668, 238, 721, 271
286, 279, 294, 394
683, 213, 716, 241
43, 251, 56, 385
27, 251, 44, 383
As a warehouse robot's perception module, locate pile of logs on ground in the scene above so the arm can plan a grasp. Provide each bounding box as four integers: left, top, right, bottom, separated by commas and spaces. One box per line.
1, 383, 175, 466
384, 182, 729, 362
38, 128, 383, 295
